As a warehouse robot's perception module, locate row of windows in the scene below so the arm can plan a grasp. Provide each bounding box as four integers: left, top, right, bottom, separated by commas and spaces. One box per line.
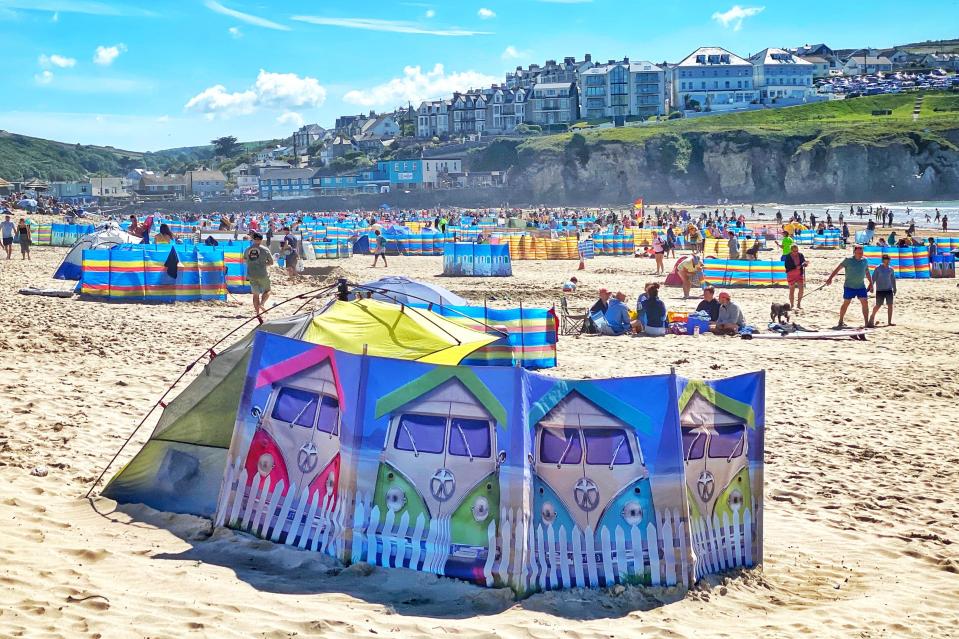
678, 68, 751, 78
679, 80, 752, 90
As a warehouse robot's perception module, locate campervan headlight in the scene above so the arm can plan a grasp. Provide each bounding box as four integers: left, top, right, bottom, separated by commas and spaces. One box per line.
257, 453, 275, 476
728, 488, 744, 511
386, 487, 407, 512
472, 496, 490, 522
622, 500, 644, 527
540, 501, 557, 525
325, 471, 336, 495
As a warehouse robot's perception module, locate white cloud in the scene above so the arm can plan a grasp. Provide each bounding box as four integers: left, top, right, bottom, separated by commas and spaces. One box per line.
51, 10, 58, 21
0, 1, 155, 17
711, 5, 764, 31
424, 8, 435, 18
501, 45, 528, 60
93, 43, 126, 66
203, 0, 290, 31
343, 63, 497, 108
276, 111, 304, 127
228, 26, 242, 38
292, 15, 491, 36
38, 53, 76, 68
34, 70, 54, 85
156, 115, 170, 122
185, 70, 327, 119
477, 7, 495, 18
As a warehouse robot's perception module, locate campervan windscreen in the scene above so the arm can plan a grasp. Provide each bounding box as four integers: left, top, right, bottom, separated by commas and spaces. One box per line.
541, 428, 582, 465
584, 428, 633, 466
272, 387, 318, 428
395, 414, 445, 454
708, 425, 746, 459
448, 418, 491, 458
316, 396, 339, 435
683, 431, 705, 461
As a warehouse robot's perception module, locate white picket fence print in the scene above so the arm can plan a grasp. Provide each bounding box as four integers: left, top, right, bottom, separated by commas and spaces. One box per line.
688, 500, 760, 580
214, 456, 760, 592
214, 456, 349, 558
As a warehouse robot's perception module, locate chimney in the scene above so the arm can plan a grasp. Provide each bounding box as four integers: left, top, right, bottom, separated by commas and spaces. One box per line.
624, 57, 630, 64
584, 53, 591, 62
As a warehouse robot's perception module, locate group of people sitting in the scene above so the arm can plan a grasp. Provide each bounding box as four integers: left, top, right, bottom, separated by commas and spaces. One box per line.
584, 284, 746, 337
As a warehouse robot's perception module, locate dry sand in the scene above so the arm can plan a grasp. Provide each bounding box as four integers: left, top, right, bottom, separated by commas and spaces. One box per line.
1, 240, 957, 638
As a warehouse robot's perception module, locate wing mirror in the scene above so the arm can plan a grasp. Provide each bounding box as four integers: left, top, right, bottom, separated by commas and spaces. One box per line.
251, 406, 262, 418
497, 450, 507, 466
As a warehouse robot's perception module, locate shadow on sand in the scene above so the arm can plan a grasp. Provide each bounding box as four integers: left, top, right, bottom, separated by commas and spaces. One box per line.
98, 499, 688, 621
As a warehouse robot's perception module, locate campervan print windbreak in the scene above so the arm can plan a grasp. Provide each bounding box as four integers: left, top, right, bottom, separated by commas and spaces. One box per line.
214, 333, 765, 594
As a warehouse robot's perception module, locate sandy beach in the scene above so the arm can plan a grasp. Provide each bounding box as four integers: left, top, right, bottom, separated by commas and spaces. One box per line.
1, 240, 957, 638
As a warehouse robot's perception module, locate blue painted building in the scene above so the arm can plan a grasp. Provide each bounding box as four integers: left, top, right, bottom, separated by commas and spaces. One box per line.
258, 168, 317, 200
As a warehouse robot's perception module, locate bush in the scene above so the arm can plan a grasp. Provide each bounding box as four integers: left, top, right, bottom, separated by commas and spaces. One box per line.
668, 111, 683, 120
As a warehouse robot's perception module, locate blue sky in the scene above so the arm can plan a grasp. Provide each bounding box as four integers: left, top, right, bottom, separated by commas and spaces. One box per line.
0, 0, 956, 151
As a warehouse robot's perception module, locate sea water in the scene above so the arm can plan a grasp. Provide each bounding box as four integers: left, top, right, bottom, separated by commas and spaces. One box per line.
688, 200, 959, 230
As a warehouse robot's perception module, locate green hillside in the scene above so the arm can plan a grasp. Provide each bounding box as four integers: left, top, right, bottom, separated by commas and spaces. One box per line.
520, 91, 959, 154
0, 131, 284, 182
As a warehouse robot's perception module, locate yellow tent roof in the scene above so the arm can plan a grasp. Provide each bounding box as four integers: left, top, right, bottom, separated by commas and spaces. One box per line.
303, 299, 498, 365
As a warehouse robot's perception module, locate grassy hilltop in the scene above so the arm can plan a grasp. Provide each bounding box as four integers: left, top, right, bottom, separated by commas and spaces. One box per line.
518, 92, 959, 155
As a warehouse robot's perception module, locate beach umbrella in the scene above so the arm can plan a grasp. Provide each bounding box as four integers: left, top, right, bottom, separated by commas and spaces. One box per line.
361, 275, 468, 307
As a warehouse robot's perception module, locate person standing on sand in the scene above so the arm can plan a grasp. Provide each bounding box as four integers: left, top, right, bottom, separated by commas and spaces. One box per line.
944, 215, 949, 232
825, 245, 873, 329
1, 214, 15, 259
784, 244, 809, 309
16, 218, 31, 260
652, 231, 665, 275
372, 229, 388, 267
280, 226, 299, 277
868, 254, 897, 328
243, 232, 274, 323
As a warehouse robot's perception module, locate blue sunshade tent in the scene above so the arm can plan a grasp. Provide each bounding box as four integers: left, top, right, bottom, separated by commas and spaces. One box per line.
361, 275, 468, 307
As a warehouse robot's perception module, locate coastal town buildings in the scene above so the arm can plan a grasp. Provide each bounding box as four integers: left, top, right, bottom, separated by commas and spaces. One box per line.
529, 82, 579, 126
671, 47, 759, 112
578, 59, 667, 120
184, 169, 227, 198
749, 48, 817, 104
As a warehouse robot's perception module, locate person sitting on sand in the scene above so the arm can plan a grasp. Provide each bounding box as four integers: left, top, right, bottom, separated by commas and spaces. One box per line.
696, 286, 720, 322
713, 291, 745, 335
603, 292, 636, 336
562, 276, 578, 293
155, 223, 175, 244
590, 288, 612, 314
638, 284, 667, 336
825, 245, 873, 329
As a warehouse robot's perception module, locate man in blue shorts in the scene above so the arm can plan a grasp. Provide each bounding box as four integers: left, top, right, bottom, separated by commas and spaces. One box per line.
825, 245, 873, 329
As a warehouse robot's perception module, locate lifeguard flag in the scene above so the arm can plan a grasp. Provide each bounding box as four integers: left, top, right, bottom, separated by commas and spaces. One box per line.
633, 198, 644, 213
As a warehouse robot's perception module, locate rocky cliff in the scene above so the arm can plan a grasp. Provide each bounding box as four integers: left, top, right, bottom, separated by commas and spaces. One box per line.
507, 128, 959, 204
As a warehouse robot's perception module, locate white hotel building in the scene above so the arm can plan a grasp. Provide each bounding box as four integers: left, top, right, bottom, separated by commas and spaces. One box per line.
671, 47, 759, 112
749, 48, 816, 104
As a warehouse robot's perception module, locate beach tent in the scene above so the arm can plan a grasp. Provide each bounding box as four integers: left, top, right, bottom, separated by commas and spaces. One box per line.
53, 223, 141, 280
102, 299, 498, 517
361, 275, 469, 307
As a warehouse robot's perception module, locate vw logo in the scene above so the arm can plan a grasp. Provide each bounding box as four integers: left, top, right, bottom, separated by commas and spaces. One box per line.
430, 468, 456, 502
573, 477, 600, 512
297, 442, 318, 473
697, 470, 715, 502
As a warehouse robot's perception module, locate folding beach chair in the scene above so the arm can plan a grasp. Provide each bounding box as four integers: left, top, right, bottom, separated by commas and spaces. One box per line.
559, 296, 590, 335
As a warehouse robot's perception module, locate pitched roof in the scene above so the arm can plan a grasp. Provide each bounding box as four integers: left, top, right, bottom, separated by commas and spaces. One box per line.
188, 170, 226, 181
675, 47, 750, 67
140, 174, 185, 186
258, 167, 317, 180
750, 48, 813, 66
